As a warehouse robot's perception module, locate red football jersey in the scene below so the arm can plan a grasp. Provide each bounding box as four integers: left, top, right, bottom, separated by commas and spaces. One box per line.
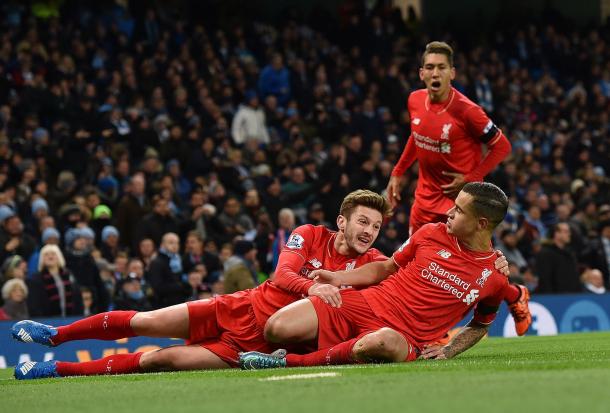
361, 223, 507, 348
250, 224, 387, 326
392, 87, 508, 215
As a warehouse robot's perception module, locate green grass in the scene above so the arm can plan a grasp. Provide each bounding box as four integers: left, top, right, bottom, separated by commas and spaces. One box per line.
2, 332, 610, 413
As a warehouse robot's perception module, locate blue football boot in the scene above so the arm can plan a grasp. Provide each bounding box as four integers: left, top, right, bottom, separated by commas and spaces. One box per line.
14, 361, 60, 380
239, 349, 287, 370
11, 320, 58, 346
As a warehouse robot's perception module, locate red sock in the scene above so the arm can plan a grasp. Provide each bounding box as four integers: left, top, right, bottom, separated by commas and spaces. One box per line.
56, 352, 143, 376
286, 338, 359, 367
503, 284, 521, 304
53, 311, 137, 345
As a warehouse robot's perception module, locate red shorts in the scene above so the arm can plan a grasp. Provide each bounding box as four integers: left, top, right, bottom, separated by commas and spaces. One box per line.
309, 289, 418, 362
186, 290, 276, 367
409, 206, 446, 236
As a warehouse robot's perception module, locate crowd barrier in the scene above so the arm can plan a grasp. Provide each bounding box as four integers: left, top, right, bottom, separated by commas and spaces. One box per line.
1, 293, 608, 367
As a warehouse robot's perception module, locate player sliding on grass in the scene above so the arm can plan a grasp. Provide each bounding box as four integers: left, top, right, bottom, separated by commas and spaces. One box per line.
385, 41, 530, 336
12, 189, 510, 379
240, 182, 514, 369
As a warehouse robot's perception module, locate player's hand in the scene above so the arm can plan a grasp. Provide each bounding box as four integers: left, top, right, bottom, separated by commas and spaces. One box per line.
420, 344, 448, 360
494, 250, 510, 277
307, 283, 342, 307
440, 171, 466, 198
309, 269, 342, 287
386, 176, 405, 209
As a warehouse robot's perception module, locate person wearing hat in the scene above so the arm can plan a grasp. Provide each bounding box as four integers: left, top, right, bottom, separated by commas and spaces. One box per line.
1, 255, 27, 287
100, 225, 120, 262
113, 272, 153, 312
223, 239, 259, 294
64, 227, 110, 314
91, 204, 113, 245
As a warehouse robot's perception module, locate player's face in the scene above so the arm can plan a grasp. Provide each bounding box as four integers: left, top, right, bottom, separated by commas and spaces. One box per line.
419, 53, 455, 102
339, 206, 383, 254
446, 192, 478, 237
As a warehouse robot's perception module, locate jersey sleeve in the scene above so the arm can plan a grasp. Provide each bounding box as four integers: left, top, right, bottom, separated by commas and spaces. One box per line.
472, 276, 508, 325
462, 105, 512, 182
392, 224, 434, 267
272, 225, 316, 295
463, 105, 500, 144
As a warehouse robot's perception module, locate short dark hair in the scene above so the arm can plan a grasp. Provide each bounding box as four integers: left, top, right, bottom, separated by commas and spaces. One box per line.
461, 182, 508, 229
339, 190, 392, 220
421, 41, 454, 67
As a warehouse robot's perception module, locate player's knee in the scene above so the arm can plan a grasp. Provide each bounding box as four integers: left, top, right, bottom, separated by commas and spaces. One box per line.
139, 349, 175, 371
129, 311, 151, 334
264, 314, 295, 343
353, 328, 407, 362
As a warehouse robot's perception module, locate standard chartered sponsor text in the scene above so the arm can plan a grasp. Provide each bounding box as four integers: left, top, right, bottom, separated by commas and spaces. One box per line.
420, 261, 471, 299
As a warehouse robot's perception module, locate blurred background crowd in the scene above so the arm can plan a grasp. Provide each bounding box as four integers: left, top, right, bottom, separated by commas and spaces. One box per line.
1, 0, 610, 320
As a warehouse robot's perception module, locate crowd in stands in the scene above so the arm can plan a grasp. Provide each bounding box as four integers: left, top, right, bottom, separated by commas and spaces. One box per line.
1, 1, 610, 320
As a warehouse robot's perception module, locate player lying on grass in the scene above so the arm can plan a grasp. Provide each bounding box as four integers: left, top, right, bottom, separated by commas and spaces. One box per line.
12, 189, 510, 379
239, 182, 517, 369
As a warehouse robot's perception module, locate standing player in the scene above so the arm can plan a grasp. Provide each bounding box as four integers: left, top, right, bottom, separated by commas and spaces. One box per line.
12, 190, 392, 379
240, 183, 512, 369
385, 41, 530, 335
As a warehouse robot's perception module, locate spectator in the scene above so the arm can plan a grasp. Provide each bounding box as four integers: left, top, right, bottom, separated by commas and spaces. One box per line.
182, 230, 222, 283
217, 196, 254, 239
135, 195, 180, 247
271, 208, 296, 270
231, 90, 270, 145
27, 227, 61, 277
580, 269, 606, 294
146, 232, 190, 308
0, 212, 36, 265
1, 254, 27, 285
497, 229, 529, 271
116, 173, 150, 252
113, 273, 153, 311
534, 222, 581, 294
584, 220, 610, 288
223, 240, 258, 294
100, 225, 121, 262
0, 278, 29, 320
258, 53, 291, 106
138, 238, 157, 270
27, 245, 83, 317
64, 227, 110, 313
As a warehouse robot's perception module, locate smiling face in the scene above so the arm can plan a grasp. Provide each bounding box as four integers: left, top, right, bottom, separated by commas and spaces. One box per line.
419, 53, 455, 102
337, 206, 383, 255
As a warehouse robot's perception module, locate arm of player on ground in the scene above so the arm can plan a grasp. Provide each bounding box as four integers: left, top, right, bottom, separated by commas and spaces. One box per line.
423, 276, 507, 360
312, 225, 428, 287
462, 105, 512, 183
272, 225, 317, 295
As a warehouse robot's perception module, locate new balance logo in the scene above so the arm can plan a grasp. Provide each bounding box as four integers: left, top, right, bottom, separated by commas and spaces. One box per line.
18, 328, 33, 343
463, 289, 479, 305
20, 361, 36, 375
436, 249, 452, 259
413, 118, 421, 125
346, 261, 356, 271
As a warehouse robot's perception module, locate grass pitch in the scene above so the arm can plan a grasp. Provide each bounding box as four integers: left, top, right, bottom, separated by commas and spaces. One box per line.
1, 332, 609, 413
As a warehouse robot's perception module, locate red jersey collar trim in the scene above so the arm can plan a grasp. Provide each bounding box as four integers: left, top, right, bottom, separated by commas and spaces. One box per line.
425, 87, 455, 114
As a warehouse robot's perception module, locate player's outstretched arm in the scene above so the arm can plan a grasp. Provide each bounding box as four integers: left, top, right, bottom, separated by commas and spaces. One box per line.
420, 320, 489, 360
310, 258, 398, 288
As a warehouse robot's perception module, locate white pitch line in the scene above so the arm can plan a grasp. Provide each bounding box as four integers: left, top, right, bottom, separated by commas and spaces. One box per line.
258, 372, 341, 381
